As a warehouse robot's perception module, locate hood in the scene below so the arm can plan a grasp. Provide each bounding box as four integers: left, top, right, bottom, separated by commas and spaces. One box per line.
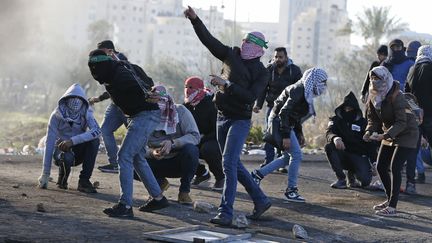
58, 83, 89, 109
335, 91, 362, 120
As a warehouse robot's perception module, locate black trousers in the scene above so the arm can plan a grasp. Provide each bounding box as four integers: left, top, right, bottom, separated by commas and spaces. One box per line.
194, 139, 224, 181
324, 143, 372, 186
54, 139, 99, 184
377, 144, 417, 208
147, 144, 199, 193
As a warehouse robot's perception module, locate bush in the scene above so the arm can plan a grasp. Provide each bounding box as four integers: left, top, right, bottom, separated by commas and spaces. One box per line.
247, 125, 264, 145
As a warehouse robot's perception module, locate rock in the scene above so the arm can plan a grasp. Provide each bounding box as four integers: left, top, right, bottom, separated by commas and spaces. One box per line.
36, 203, 46, 212
12, 184, 20, 189
93, 181, 100, 189
292, 224, 308, 239
193, 201, 215, 213
232, 214, 249, 229
21, 193, 27, 197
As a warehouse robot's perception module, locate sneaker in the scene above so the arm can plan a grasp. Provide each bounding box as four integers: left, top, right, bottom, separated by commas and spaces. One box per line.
98, 164, 119, 173
159, 178, 170, 191
277, 167, 288, 173
178, 192, 193, 204
138, 196, 169, 212
56, 176, 68, 190
192, 172, 211, 186
415, 173, 425, 184
405, 182, 417, 195
246, 201, 271, 220
212, 179, 225, 191
77, 179, 97, 193
284, 188, 305, 203
348, 174, 361, 188
251, 170, 263, 185
375, 206, 397, 217
210, 213, 232, 226
103, 203, 133, 218
330, 179, 347, 189
373, 201, 389, 210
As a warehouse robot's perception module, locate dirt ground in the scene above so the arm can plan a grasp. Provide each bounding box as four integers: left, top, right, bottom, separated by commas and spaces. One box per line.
0, 154, 431, 243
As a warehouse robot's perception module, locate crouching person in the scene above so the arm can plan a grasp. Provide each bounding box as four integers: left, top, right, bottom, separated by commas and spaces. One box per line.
325, 92, 376, 189
144, 85, 200, 204
38, 84, 101, 193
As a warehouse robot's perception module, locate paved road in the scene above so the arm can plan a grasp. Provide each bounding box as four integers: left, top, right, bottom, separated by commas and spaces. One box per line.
0, 154, 431, 242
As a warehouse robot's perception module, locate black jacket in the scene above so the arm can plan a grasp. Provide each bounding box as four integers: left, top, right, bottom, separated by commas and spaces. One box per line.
256, 62, 302, 108
190, 17, 269, 119
361, 60, 381, 96
184, 95, 217, 144
104, 62, 158, 116
271, 81, 309, 139
326, 92, 377, 159
406, 62, 432, 118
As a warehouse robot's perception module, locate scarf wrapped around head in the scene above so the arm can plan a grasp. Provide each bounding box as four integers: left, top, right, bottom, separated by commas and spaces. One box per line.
301, 67, 328, 116
415, 45, 432, 64
184, 76, 213, 107
240, 32, 267, 60
369, 66, 394, 110
153, 85, 179, 134
59, 97, 85, 123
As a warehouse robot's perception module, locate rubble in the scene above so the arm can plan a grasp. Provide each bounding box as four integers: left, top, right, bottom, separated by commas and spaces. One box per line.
292, 224, 308, 239
192, 201, 215, 214
232, 214, 249, 229
36, 203, 46, 212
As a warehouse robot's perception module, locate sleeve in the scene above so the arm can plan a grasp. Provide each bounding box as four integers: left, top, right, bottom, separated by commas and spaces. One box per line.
255, 85, 268, 109
172, 106, 201, 148
385, 94, 408, 139
70, 108, 102, 145
41, 113, 60, 176
405, 65, 416, 93
278, 88, 299, 138
325, 117, 339, 143
190, 17, 230, 62
225, 68, 269, 104
98, 91, 111, 101
365, 101, 382, 134
200, 102, 217, 143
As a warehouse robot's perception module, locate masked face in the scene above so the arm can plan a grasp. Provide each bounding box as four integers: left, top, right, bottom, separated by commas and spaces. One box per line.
341, 106, 356, 122
66, 97, 83, 112
88, 62, 111, 84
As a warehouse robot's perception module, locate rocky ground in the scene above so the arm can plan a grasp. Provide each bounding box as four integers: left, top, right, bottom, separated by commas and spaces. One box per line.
0, 154, 431, 243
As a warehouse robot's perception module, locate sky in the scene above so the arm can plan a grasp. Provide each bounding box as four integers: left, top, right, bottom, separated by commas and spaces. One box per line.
182, 0, 431, 45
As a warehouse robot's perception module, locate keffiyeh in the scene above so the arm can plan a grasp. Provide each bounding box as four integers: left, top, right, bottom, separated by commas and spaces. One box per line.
240, 32, 266, 60
301, 67, 328, 116
369, 66, 394, 110
184, 76, 213, 107
415, 45, 432, 64
154, 85, 179, 135
59, 97, 85, 123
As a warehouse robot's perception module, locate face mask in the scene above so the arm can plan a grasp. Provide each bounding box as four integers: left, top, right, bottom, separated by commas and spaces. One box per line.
341, 110, 357, 122
88, 62, 112, 84
66, 98, 83, 112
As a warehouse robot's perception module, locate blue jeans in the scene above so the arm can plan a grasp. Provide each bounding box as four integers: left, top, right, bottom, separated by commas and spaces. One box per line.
117, 110, 162, 206
101, 103, 128, 165
217, 117, 269, 219
421, 146, 432, 166
264, 107, 276, 163
257, 130, 302, 189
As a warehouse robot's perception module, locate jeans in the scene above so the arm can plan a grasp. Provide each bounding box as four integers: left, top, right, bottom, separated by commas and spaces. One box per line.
117, 110, 162, 206
324, 143, 373, 186
101, 103, 128, 165
258, 130, 302, 189
195, 139, 224, 180
147, 144, 199, 193
377, 144, 417, 208
217, 117, 269, 219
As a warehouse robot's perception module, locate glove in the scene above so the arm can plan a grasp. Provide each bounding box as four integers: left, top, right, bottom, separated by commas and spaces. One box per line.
38, 173, 50, 189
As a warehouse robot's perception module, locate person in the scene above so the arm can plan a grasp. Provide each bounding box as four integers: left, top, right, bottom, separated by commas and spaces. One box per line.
88, 40, 154, 174
183, 76, 225, 191
88, 50, 168, 218
37, 84, 101, 193
364, 66, 418, 216
139, 85, 201, 204
325, 92, 376, 189
406, 45, 432, 188
406, 40, 422, 61
184, 6, 271, 226
360, 45, 388, 104
251, 67, 328, 203
254, 47, 302, 169
382, 39, 414, 91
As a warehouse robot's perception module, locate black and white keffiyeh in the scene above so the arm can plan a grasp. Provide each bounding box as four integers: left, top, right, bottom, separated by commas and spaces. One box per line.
301, 67, 328, 116
416, 45, 432, 64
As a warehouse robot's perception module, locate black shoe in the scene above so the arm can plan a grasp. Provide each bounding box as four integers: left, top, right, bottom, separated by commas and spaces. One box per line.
138, 196, 169, 212
56, 176, 68, 190
210, 213, 232, 226
103, 203, 134, 218
246, 201, 271, 220
212, 178, 225, 191
77, 179, 97, 193
330, 179, 347, 189
416, 173, 425, 184
251, 170, 263, 185
277, 167, 287, 173
192, 173, 211, 186
347, 172, 361, 188
98, 164, 119, 173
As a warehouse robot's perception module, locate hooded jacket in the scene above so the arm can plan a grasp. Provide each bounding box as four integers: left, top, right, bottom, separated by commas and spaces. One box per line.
366, 82, 419, 148
270, 81, 309, 139
326, 92, 377, 158
190, 17, 269, 119
256, 60, 302, 108
42, 84, 101, 175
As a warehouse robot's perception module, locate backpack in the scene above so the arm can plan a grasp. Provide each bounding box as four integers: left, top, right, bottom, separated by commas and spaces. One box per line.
393, 91, 423, 125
